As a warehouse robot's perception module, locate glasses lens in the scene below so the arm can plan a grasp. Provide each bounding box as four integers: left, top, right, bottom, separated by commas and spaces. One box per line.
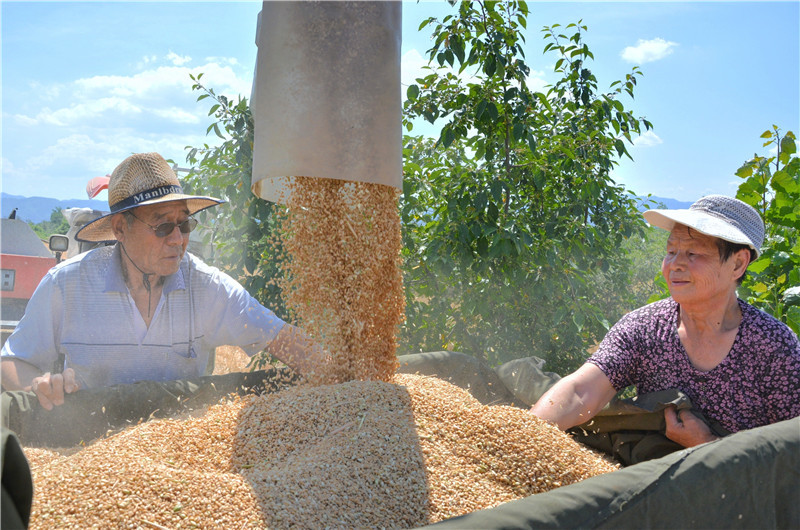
154, 219, 197, 237
179, 218, 198, 234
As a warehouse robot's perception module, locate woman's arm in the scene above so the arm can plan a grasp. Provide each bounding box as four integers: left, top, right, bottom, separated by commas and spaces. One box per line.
530, 363, 618, 430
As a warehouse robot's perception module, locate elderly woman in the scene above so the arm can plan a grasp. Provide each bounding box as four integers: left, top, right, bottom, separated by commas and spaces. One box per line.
532, 195, 800, 448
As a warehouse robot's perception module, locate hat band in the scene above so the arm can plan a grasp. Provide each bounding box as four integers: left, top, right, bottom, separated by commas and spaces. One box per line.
110, 184, 184, 212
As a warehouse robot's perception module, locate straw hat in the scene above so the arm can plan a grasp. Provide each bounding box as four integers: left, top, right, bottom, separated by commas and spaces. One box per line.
76, 153, 224, 242
642, 195, 764, 258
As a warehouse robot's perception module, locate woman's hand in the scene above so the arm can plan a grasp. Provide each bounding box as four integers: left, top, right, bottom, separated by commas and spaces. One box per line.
664, 405, 719, 447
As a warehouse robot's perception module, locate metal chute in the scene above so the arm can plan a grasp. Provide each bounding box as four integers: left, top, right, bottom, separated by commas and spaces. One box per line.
250, 1, 402, 204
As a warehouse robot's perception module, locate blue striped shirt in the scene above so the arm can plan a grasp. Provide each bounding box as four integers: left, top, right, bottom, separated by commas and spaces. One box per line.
1, 244, 285, 388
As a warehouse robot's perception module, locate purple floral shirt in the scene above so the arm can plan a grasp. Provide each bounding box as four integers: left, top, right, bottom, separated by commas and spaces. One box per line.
588, 298, 800, 433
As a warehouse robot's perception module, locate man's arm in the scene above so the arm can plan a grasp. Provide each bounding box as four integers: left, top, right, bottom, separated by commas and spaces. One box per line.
1, 357, 39, 392
1, 358, 79, 410
266, 324, 342, 383
530, 363, 618, 430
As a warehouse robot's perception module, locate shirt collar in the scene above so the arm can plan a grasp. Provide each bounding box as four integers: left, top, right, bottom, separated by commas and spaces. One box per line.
104, 243, 187, 295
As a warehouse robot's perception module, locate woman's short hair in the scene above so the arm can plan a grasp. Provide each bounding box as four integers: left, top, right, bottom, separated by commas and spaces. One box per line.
715, 238, 756, 286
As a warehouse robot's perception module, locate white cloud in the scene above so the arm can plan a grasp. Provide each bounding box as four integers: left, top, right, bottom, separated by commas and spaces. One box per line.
151, 106, 201, 124
621, 38, 678, 64
29, 81, 63, 102
34, 98, 142, 126
401, 49, 429, 88
137, 54, 159, 70
2, 52, 247, 198
11, 114, 39, 127
166, 51, 192, 66
206, 56, 240, 67
633, 130, 663, 148
526, 69, 549, 93
12, 59, 251, 130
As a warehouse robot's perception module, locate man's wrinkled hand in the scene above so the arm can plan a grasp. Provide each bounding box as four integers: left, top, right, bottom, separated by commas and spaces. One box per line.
31, 368, 79, 410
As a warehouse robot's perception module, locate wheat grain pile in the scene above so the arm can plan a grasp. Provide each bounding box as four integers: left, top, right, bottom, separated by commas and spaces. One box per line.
23, 177, 619, 528
26, 373, 618, 529
272, 177, 405, 384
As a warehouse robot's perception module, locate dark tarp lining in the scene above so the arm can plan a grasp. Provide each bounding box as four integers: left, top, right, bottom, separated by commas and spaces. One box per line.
2, 427, 33, 530
2, 368, 298, 448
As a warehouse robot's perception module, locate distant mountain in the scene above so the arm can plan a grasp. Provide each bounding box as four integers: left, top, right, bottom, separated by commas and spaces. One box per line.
636, 195, 693, 211
1, 192, 694, 224
1, 193, 107, 223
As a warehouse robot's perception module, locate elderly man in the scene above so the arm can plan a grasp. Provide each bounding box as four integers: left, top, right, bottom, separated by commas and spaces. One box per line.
1, 152, 327, 410
532, 195, 800, 448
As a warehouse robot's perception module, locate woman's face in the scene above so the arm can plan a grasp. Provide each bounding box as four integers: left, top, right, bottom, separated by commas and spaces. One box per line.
661, 224, 747, 307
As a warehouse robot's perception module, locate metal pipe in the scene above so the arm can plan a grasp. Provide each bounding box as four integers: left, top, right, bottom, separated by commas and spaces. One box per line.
250, 0, 402, 204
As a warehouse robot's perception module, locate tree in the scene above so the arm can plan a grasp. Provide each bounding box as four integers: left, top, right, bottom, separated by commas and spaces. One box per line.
182, 73, 286, 321
29, 207, 69, 240
400, 1, 652, 373
736, 127, 800, 333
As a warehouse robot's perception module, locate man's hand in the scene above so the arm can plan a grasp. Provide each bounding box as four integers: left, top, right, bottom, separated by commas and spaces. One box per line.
31, 369, 80, 410
664, 405, 719, 448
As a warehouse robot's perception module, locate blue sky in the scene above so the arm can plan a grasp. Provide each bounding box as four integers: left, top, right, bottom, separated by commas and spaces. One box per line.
2, 1, 798, 205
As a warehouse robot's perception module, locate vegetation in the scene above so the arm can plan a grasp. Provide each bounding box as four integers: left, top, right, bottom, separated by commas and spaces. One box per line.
736, 128, 800, 334
28, 208, 69, 240
181, 73, 287, 320
399, 1, 653, 373
180, 2, 795, 375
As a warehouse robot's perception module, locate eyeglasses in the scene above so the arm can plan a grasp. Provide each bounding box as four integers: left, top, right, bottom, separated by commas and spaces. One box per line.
129, 212, 198, 238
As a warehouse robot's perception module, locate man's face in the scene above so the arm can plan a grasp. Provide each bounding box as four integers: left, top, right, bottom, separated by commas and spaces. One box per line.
661, 224, 743, 307
115, 201, 191, 277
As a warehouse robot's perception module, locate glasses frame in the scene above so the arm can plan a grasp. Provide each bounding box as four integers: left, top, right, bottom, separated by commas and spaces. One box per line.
128, 211, 198, 238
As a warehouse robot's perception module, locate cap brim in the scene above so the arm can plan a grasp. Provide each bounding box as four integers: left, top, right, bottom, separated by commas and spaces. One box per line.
643, 208, 760, 257
75, 195, 224, 242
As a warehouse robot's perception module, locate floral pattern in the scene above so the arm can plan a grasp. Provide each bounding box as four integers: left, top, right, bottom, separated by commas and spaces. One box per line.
589, 298, 800, 433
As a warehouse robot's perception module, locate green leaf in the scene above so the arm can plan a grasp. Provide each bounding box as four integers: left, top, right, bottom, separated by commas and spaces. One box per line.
407, 84, 420, 101
781, 134, 797, 155
441, 127, 456, 148
771, 170, 800, 194
485, 102, 499, 121
527, 131, 537, 153
512, 122, 525, 142
572, 311, 585, 332
475, 191, 487, 211
485, 54, 497, 77
783, 286, 800, 307
451, 40, 465, 64
747, 258, 771, 274
773, 251, 791, 266
476, 99, 488, 120
785, 308, 800, 335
